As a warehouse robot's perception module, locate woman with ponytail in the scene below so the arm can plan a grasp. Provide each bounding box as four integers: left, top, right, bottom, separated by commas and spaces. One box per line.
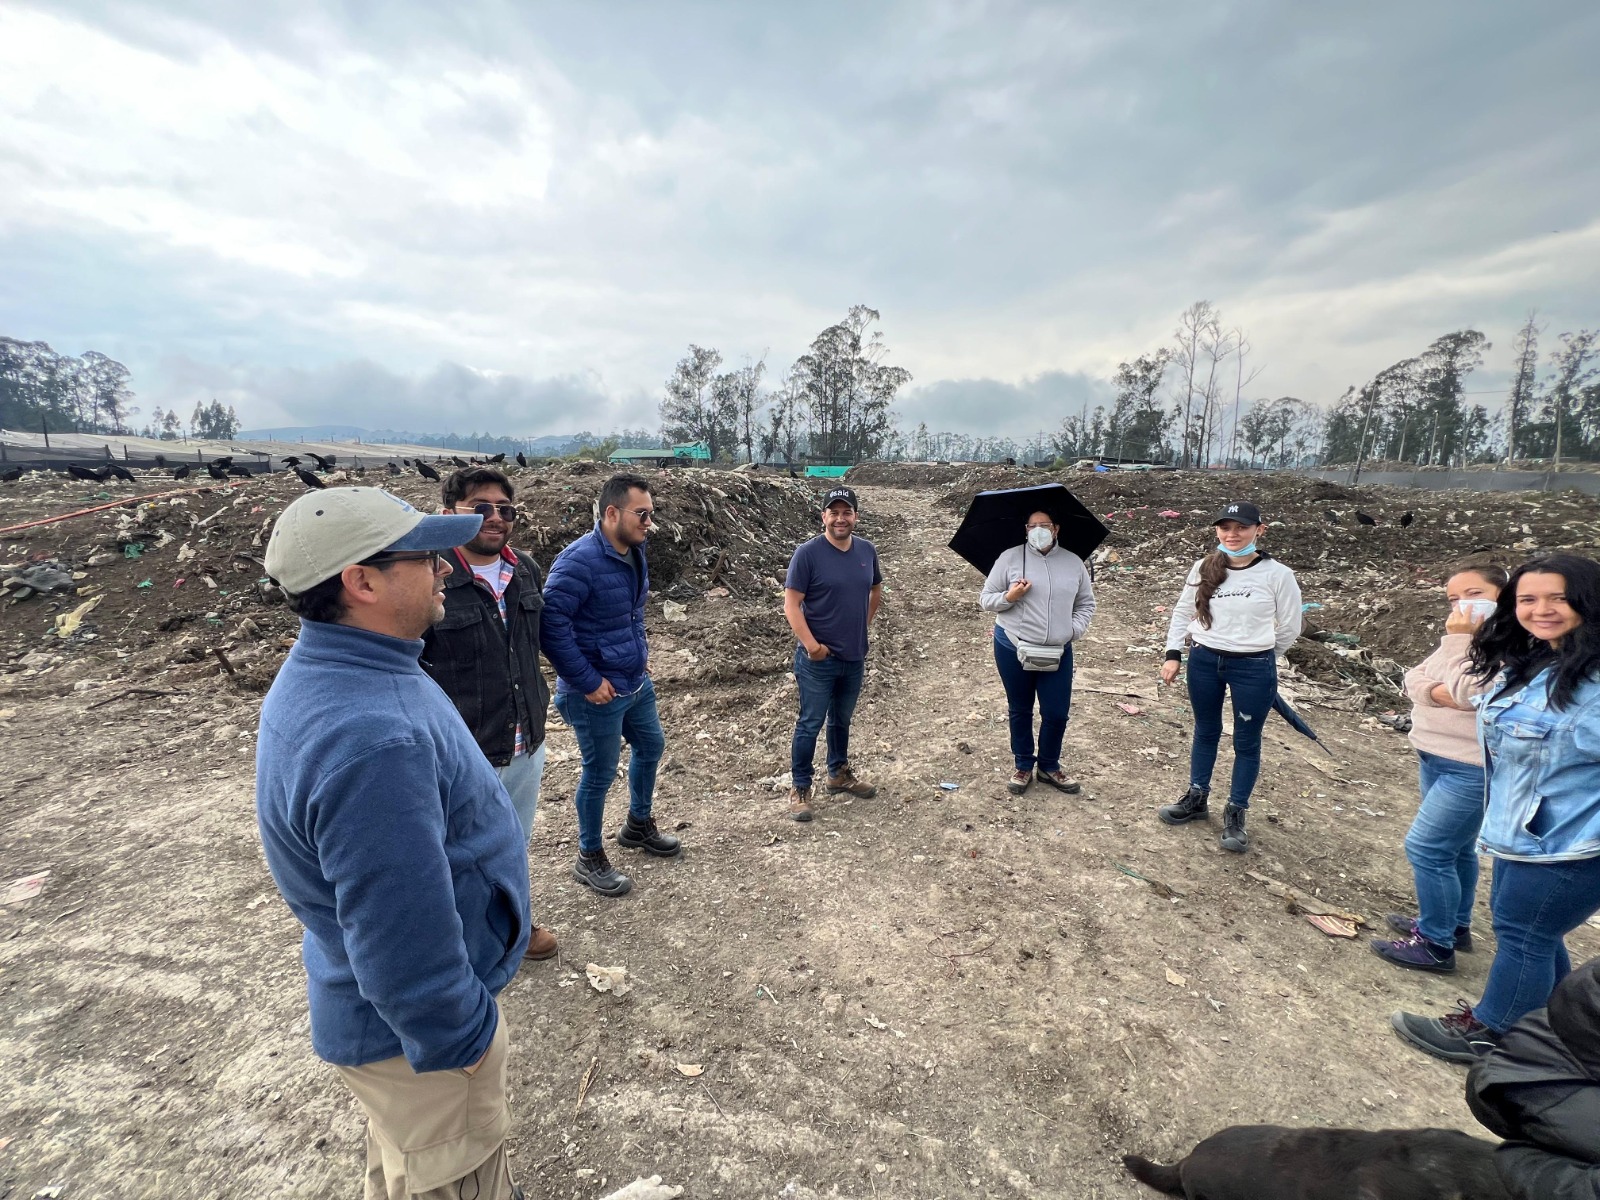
1156, 502, 1303, 853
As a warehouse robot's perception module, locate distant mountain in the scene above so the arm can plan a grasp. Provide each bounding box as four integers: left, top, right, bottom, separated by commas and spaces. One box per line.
239, 426, 583, 453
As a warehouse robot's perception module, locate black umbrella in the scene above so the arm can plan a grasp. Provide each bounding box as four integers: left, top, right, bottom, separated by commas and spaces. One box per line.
947, 483, 1110, 575
1272, 693, 1325, 747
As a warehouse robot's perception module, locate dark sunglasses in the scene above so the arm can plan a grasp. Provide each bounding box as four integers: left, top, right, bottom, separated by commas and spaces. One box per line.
361, 550, 443, 571
453, 502, 517, 521
628, 507, 655, 523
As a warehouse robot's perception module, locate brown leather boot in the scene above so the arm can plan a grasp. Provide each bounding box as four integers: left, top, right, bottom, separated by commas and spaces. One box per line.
826, 765, 877, 797
789, 785, 814, 822
527, 925, 558, 960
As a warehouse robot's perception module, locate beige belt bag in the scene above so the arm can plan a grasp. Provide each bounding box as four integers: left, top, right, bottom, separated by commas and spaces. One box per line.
1015, 640, 1066, 672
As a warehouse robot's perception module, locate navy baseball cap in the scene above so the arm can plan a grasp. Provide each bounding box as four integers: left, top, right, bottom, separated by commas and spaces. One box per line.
1211, 501, 1262, 526
823, 486, 859, 511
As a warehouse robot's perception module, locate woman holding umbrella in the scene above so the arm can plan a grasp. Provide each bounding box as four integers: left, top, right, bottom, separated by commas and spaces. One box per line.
1158, 501, 1303, 853
979, 507, 1097, 795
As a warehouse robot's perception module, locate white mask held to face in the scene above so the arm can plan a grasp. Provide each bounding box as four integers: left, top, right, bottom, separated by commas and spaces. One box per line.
1027, 526, 1055, 552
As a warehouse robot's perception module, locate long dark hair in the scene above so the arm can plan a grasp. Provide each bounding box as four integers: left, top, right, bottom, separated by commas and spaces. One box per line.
1469, 553, 1600, 709
1194, 550, 1232, 629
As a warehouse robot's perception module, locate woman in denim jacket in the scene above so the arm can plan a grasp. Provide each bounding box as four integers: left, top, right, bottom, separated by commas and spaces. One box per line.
1393, 553, 1600, 1066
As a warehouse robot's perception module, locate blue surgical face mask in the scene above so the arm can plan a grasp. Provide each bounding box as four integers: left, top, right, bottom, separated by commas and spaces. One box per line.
1218, 542, 1257, 558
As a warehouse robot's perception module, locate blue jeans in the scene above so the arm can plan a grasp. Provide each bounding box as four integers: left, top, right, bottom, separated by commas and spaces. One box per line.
1404, 750, 1486, 945
993, 628, 1075, 773
495, 741, 547, 844
791, 647, 866, 790
1476, 853, 1600, 1032
1187, 645, 1276, 809
553, 679, 665, 854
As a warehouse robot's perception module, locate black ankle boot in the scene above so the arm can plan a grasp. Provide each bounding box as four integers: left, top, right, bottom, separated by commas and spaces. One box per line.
1220, 804, 1248, 853
1159, 785, 1209, 826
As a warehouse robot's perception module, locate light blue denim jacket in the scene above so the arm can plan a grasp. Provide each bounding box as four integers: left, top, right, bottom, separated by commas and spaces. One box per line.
1477, 669, 1600, 863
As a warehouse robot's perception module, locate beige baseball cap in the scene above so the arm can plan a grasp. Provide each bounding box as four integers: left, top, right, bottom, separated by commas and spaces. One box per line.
264, 487, 482, 594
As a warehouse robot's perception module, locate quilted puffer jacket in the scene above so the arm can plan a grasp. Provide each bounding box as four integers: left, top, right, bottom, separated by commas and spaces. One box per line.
539, 524, 649, 697
1468, 957, 1600, 1198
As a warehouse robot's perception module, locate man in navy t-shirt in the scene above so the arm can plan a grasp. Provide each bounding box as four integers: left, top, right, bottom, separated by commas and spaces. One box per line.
782, 486, 883, 821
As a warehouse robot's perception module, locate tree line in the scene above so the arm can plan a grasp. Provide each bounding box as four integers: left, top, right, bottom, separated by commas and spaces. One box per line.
656, 305, 913, 465
0, 336, 240, 441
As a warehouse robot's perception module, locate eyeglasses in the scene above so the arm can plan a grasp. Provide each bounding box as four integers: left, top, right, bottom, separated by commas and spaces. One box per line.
628, 507, 655, 523
1024, 522, 1056, 530
453, 502, 517, 521
362, 550, 443, 571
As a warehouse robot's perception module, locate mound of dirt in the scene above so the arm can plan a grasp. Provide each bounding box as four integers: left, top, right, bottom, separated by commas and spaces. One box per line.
0, 464, 829, 699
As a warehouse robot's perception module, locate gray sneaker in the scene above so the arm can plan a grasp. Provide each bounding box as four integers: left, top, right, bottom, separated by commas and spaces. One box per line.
573, 849, 633, 897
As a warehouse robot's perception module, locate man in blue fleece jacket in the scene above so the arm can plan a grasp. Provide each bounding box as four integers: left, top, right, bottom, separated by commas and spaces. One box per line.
258, 487, 530, 1200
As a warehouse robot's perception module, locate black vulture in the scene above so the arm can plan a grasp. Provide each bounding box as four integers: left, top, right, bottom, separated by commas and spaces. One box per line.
229, 465, 252, 478
295, 467, 327, 490
416, 460, 441, 482
154, 454, 167, 469
386, 462, 402, 476
67, 464, 104, 482
515, 452, 527, 468
307, 452, 335, 471
281, 456, 301, 467
206, 462, 229, 481
489, 452, 505, 463
1, 466, 22, 482
1354, 511, 1378, 527
105, 463, 137, 483
1399, 512, 1414, 528
173, 464, 192, 480
449, 456, 468, 468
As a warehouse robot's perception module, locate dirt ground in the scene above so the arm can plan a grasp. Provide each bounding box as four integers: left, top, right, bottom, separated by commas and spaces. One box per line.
3, 462, 1600, 1199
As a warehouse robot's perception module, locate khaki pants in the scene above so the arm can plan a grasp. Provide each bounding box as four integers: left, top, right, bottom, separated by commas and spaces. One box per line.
335, 1012, 519, 1200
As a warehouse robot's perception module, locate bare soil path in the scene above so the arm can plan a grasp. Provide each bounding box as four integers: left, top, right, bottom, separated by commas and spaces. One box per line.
3, 479, 1593, 1199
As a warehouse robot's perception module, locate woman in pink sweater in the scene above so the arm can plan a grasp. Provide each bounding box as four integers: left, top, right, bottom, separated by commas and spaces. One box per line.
1372, 563, 1508, 974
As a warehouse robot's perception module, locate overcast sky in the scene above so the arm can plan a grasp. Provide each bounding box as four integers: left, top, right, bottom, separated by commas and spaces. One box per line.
2, 1, 1596, 441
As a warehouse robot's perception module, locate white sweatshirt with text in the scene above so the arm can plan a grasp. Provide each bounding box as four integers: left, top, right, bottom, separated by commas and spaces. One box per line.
1163, 555, 1303, 658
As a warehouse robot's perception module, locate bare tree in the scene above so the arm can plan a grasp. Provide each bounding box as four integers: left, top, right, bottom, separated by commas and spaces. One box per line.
1505, 312, 1542, 463
1171, 301, 1222, 468
1225, 328, 1264, 466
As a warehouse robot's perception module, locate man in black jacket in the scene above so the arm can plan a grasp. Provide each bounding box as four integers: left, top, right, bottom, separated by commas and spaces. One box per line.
422, 467, 556, 960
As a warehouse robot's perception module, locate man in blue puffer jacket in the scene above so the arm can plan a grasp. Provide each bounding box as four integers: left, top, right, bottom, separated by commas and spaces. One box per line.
542, 473, 682, 896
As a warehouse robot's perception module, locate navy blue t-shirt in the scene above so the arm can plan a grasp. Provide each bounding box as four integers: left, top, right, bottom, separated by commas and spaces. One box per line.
785, 534, 882, 661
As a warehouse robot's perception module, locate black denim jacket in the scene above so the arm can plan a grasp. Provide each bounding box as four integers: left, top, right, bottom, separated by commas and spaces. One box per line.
420, 548, 551, 766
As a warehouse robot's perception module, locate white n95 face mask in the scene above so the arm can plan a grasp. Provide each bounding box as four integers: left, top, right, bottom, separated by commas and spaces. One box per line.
1027, 526, 1055, 551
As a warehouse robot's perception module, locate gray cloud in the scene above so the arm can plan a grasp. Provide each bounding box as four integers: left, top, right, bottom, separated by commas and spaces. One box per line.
0, 1, 1596, 441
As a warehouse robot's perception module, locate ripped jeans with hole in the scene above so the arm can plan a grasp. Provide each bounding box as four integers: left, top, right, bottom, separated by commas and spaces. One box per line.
1187, 644, 1276, 809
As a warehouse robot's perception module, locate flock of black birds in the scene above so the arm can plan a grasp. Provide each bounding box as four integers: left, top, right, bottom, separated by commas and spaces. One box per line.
0, 448, 527, 491
1323, 508, 1414, 528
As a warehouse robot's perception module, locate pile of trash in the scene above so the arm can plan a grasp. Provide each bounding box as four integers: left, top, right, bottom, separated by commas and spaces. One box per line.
0, 463, 828, 693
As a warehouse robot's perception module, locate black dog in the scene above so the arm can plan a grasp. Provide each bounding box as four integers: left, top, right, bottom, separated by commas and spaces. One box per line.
1122, 1125, 1507, 1199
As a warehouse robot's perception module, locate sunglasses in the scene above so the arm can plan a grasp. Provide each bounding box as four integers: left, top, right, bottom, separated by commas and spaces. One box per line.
362, 550, 443, 571
628, 507, 655, 523
454, 502, 517, 521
